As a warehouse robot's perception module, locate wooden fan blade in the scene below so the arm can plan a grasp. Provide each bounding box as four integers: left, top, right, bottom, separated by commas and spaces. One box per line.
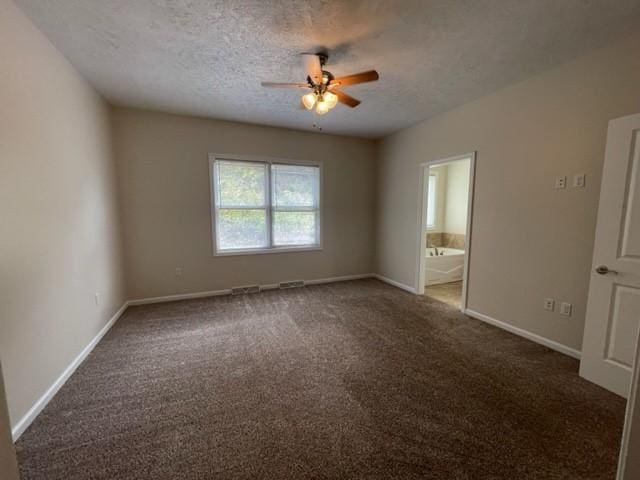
261, 82, 309, 89
301, 53, 323, 85
333, 89, 361, 108
330, 70, 379, 87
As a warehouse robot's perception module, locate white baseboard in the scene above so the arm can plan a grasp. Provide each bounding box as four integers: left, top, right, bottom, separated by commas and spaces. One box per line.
129, 273, 375, 306
371, 274, 417, 294
305, 273, 373, 286
128, 288, 232, 306
11, 301, 129, 441
464, 309, 581, 359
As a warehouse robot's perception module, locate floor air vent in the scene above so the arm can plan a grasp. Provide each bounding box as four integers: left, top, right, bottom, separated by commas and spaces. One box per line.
279, 280, 305, 289
231, 285, 260, 295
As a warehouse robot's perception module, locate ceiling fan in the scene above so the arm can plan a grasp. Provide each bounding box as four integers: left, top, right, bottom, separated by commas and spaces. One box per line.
261, 52, 379, 115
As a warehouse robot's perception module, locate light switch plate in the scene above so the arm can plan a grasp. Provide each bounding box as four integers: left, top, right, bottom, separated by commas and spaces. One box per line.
560, 302, 572, 316
572, 173, 585, 188
554, 176, 567, 189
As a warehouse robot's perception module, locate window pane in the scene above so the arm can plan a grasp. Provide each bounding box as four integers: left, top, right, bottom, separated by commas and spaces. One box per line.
217, 209, 267, 250
272, 164, 319, 208
216, 161, 266, 207
273, 211, 317, 246
426, 175, 436, 228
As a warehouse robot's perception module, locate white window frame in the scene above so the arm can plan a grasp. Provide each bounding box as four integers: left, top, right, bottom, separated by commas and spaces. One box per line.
208, 153, 323, 256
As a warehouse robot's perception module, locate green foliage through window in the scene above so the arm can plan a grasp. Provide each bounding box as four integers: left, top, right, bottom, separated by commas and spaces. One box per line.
213, 159, 320, 252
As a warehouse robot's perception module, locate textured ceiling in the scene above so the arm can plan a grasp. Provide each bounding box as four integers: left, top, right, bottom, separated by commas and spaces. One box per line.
15, 0, 640, 138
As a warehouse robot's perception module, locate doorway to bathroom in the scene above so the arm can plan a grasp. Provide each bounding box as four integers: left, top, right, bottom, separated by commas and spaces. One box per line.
416, 153, 475, 310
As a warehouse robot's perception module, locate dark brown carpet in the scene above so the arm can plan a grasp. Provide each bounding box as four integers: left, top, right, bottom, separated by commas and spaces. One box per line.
16, 279, 625, 479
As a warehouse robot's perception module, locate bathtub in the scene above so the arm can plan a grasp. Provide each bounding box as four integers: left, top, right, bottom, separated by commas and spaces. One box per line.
425, 248, 465, 286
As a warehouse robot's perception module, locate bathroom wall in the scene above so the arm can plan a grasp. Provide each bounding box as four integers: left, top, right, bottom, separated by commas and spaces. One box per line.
443, 161, 470, 235
426, 165, 447, 234
425, 160, 469, 250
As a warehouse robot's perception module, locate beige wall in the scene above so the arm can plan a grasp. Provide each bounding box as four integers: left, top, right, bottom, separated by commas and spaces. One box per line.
112, 107, 376, 299
443, 161, 470, 235
375, 31, 640, 351
0, 365, 18, 480
0, 0, 126, 428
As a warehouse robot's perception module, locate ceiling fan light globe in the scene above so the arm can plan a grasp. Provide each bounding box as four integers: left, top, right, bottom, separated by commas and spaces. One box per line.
324, 91, 338, 109
315, 101, 329, 115
301, 92, 317, 110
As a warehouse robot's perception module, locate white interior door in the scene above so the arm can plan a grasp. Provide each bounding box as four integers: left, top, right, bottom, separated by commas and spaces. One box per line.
580, 113, 640, 398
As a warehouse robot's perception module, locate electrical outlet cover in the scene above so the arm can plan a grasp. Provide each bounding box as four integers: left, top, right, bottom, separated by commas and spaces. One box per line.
554, 176, 567, 189
544, 298, 555, 311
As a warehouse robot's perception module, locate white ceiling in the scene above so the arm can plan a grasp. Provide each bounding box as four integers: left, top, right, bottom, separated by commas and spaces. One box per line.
15, 0, 640, 138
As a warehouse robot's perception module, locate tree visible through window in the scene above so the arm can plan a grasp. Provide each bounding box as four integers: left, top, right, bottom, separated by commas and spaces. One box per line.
212, 158, 320, 253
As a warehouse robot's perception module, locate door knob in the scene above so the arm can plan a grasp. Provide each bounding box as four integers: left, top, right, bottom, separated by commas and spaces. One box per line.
595, 265, 618, 275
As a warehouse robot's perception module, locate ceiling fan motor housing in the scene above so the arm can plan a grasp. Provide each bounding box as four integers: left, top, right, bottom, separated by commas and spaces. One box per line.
317, 52, 328, 66
261, 51, 378, 111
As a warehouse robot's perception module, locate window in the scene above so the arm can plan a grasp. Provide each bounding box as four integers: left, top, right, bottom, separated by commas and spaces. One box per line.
426, 174, 437, 229
211, 156, 321, 254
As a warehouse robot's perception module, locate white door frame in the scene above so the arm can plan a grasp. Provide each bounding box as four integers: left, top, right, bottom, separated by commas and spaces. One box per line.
618, 328, 640, 479
415, 152, 476, 311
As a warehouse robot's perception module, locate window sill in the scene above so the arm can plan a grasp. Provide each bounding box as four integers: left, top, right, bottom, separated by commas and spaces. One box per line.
213, 245, 322, 257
